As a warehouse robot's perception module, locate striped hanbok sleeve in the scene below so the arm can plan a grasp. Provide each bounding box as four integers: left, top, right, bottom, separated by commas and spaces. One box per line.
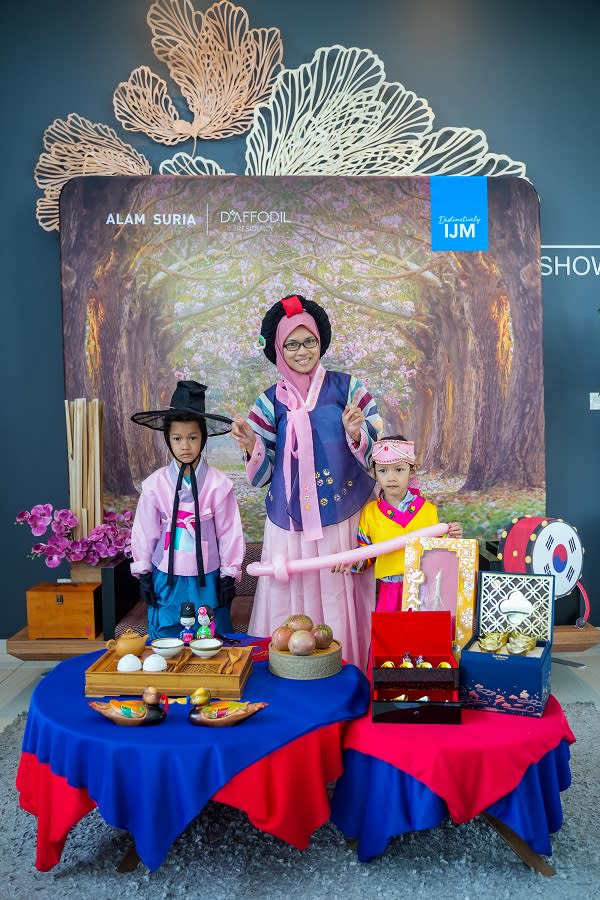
245, 392, 276, 487
345, 375, 383, 468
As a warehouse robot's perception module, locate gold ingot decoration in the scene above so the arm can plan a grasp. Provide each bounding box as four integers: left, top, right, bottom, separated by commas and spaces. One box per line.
478, 632, 509, 653
506, 632, 537, 655
391, 694, 408, 702
416, 655, 432, 668
380, 660, 395, 668
34, 114, 152, 232
113, 1, 283, 144
399, 653, 414, 669
437, 661, 452, 668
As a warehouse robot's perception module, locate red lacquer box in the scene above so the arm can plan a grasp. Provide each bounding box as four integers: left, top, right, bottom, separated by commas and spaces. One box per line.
371, 611, 461, 724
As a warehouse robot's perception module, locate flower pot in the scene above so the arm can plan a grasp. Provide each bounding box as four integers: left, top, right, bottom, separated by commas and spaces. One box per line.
70, 562, 105, 584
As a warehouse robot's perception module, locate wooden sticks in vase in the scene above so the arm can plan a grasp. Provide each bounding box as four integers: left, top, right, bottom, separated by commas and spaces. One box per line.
65, 398, 104, 539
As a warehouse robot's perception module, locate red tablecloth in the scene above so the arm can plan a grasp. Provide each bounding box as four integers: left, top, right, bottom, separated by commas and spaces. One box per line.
16, 651, 369, 871
342, 695, 575, 823
17, 722, 344, 872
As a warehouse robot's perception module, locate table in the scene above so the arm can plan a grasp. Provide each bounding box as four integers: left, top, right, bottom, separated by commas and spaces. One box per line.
16, 650, 370, 872
330, 696, 575, 873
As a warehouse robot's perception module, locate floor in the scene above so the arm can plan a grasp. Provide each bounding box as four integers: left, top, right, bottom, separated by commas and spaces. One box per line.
1, 634, 599, 733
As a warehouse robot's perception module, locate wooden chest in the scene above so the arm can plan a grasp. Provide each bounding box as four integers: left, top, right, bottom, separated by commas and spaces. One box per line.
26, 581, 102, 639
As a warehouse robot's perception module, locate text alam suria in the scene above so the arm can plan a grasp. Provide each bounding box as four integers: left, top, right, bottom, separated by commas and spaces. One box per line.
105, 210, 291, 226
105, 212, 197, 225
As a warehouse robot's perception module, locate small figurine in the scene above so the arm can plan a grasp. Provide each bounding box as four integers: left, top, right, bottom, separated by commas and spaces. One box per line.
88, 686, 166, 726
179, 601, 197, 646
188, 691, 268, 727
196, 605, 214, 639
430, 569, 445, 612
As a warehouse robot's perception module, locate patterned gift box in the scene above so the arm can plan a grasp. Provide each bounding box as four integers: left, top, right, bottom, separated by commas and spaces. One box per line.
459, 571, 555, 717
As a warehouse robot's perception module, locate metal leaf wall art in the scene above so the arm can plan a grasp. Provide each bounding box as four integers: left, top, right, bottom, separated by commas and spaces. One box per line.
113, 0, 283, 143
34, 3, 527, 230
158, 154, 232, 176
34, 114, 152, 232
244, 45, 526, 178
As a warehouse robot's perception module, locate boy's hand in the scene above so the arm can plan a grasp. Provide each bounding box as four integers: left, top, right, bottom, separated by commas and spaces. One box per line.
342, 403, 365, 442
139, 572, 158, 607
447, 521, 463, 539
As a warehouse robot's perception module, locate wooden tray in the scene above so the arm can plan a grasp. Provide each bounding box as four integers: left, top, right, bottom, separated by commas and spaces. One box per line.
85, 646, 253, 699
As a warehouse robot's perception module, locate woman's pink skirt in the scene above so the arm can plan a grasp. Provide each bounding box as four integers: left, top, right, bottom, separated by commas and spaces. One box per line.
248, 513, 376, 671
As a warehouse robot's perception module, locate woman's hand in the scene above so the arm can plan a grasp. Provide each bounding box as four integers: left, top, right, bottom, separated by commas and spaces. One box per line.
342, 403, 365, 442
230, 414, 257, 456
447, 521, 463, 539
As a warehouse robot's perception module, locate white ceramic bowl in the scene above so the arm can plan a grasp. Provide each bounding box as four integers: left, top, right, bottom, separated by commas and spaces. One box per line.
189, 638, 223, 659
150, 637, 184, 659
143, 653, 168, 672
116, 653, 142, 673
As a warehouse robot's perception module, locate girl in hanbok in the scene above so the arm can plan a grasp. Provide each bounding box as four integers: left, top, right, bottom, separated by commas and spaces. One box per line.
351, 436, 463, 612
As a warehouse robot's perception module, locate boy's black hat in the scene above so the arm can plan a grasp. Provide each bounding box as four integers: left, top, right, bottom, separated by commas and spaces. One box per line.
260, 294, 332, 364
131, 381, 232, 435
180, 601, 196, 619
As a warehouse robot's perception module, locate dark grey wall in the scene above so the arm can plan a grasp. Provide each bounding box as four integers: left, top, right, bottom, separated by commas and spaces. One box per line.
2, 0, 599, 636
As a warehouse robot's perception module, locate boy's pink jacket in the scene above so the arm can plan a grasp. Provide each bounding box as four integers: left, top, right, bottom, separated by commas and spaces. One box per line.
130, 460, 245, 580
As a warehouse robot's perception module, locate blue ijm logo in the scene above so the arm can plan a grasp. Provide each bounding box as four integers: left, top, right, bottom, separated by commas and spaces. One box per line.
441, 218, 477, 240
430, 177, 489, 251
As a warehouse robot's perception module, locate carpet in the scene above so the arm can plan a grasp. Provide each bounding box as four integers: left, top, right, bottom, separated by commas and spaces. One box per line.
1, 704, 598, 900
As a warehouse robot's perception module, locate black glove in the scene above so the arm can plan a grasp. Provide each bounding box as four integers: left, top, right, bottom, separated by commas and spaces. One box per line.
217, 575, 236, 609
139, 572, 158, 608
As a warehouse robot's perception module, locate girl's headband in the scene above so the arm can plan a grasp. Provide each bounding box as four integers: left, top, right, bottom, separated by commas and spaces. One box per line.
372, 439, 416, 466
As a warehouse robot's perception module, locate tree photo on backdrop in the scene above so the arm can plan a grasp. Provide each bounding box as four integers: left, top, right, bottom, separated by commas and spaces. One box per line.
60, 174, 544, 540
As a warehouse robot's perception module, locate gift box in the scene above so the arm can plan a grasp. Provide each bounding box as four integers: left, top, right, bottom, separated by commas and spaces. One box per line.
459, 571, 555, 717
402, 537, 479, 652
371, 610, 461, 724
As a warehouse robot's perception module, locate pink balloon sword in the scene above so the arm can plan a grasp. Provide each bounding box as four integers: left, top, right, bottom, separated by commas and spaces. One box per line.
247, 522, 449, 583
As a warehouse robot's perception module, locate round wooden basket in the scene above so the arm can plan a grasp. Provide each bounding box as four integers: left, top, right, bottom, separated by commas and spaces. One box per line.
268, 640, 342, 680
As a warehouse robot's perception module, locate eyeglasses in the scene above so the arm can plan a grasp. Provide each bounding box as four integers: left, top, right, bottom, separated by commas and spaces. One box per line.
282, 336, 319, 352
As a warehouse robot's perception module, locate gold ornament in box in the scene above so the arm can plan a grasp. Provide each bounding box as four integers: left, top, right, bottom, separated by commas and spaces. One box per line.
402, 537, 479, 652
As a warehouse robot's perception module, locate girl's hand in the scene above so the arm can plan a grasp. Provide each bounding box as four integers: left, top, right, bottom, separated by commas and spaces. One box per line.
447, 521, 463, 539
342, 403, 365, 442
331, 562, 353, 574
230, 414, 257, 456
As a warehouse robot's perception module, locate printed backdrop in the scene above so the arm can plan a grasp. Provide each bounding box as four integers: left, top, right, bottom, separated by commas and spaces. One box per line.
60, 175, 544, 540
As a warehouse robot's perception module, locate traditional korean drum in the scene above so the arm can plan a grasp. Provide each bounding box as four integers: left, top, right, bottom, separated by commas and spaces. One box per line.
497, 516, 584, 598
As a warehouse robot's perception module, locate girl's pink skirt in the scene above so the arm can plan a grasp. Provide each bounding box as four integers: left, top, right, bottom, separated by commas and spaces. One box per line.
248, 513, 376, 671
376, 580, 403, 612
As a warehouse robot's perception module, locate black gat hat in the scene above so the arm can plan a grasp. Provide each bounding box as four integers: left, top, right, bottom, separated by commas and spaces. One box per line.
131, 381, 232, 436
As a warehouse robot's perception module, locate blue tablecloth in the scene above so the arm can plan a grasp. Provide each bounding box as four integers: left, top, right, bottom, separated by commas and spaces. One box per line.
331, 740, 572, 861
21, 651, 370, 870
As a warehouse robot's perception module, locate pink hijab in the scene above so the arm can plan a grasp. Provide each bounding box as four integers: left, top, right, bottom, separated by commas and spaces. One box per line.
273, 304, 326, 541
274, 310, 321, 400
